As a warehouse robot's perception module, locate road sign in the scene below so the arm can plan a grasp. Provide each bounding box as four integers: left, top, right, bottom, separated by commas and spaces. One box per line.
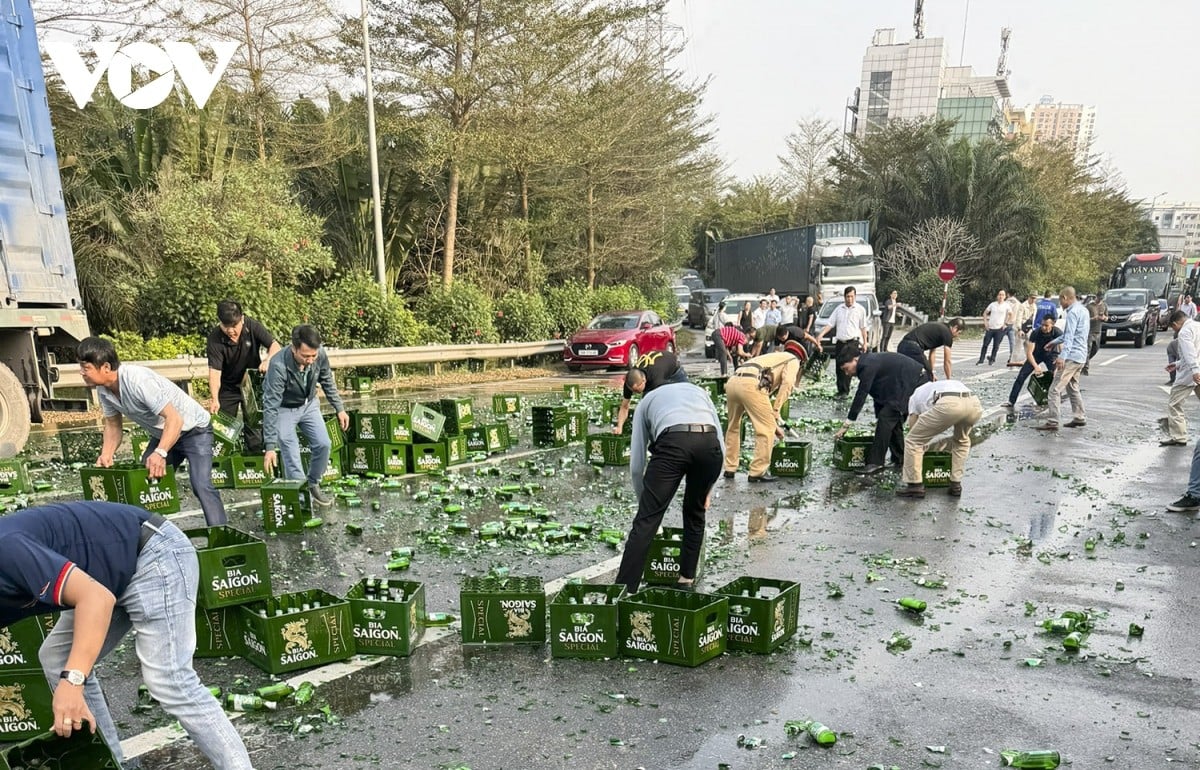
938, 261, 957, 282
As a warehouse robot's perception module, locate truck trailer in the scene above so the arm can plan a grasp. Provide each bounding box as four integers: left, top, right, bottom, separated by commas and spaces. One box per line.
713, 220, 875, 301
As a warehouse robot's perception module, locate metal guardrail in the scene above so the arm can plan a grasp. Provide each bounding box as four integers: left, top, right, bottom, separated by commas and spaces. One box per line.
52, 339, 567, 389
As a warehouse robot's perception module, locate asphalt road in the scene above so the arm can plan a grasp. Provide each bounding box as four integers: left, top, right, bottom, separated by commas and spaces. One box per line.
18, 334, 1200, 770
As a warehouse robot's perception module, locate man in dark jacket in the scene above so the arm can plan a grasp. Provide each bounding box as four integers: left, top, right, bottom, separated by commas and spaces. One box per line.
834, 349, 929, 476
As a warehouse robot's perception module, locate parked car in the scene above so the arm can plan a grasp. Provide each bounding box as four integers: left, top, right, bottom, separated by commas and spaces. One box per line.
671, 285, 691, 320
1100, 288, 1159, 348
563, 310, 676, 371
686, 288, 730, 328
812, 293, 883, 351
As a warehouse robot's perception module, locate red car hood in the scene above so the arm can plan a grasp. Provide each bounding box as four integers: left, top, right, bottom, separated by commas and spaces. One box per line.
569, 328, 635, 344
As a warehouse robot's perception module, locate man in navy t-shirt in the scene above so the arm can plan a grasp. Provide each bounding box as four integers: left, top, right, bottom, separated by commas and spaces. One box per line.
0, 501, 253, 769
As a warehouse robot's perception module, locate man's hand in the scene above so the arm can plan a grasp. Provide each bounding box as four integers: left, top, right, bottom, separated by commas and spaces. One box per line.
52, 680, 96, 738
611, 425, 622, 435
834, 420, 851, 439
95, 453, 114, 468
1055, 359, 1064, 370
145, 451, 167, 480
1192, 372, 1200, 386
264, 450, 278, 475
1166, 363, 1178, 373
337, 411, 350, 431
774, 426, 784, 440
258, 360, 270, 374
208, 397, 220, 415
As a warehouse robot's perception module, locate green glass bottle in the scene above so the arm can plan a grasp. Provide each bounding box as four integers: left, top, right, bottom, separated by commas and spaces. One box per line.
999, 749, 1060, 768
1061, 631, 1083, 650
425, 612, 456, 626
898, 597, 927, 613
386, 556, 411, 571
806, 721, 837, 746
1041, 617, 1075, 634
1059, 610, 1090, 626
224, 693, 277, 712
255, 683, 296, 701
293, 681, 315, 705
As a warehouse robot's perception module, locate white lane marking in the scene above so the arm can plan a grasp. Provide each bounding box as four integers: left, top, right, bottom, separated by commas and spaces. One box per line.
1098, 354, 1127, 366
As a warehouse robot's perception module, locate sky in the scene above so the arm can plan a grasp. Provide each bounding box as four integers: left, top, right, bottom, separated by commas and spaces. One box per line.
664, 0, 1198, 204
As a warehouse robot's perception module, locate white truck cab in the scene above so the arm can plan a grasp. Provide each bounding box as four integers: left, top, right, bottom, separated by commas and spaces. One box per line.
809, 237, 876, 304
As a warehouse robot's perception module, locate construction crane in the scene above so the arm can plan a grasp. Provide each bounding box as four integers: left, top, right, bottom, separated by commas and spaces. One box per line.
997, 27, 1012, 77
913, 0, 925, 39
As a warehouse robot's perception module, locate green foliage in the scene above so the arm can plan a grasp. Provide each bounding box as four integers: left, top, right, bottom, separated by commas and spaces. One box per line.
495, 291, 553, 342
103, 331, 206, 361
894, 273, 962, 319
413, 282, 499, 344
137, 267, 308, 339
589, 284, 650, 315
640, 281, 677, 321
545, 281, 595, 337
309, 272, 423, 348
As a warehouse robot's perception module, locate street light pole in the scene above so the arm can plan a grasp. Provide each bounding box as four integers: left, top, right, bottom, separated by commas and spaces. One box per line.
362, 0, 388, 297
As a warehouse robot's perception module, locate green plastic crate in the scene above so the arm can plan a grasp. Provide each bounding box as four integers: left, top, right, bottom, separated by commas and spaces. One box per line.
230, 454, 272, 489
444, 434, 468, 466
260, 480, 312, 534
210, 457, 234, 489
129, 430, 150, 461
409, 403, 445, 442
533, 422, 569, 448
345, 579, 425, 657
0, 459, 31, 495
585, 433, 631, 466
566, 410, 588, 443
439, 398, 475, 433
714, 577, 801, 653
1027, 370, 1054, 407
549, 584, 626, 659
301, 449, 344, 483
186, 526, 272, 608
642, 526, 704, 585
408, 443, 447, 475
347, 375, 373, 393
832, 434, 874, 471
460, 575, 546, 645
350, 412, 388, 443
57, 430, 105, 465
0, 712, 118, 765
695, 377, 726, 401
0, 615, 53, 672
80, 464, 181, 514
384, 414, 412, 444
617, 588, 728, 667
770, 439, 811, 477
562, 384, 581, 400
0, 670, 54, 742
345, 443, 384, 475
465, 423, 509, 454
238, 589, 355, 675
922, 451, 953, 488
491, 394, 523, 417
194, 605, 243, 659
242, 371, 263, 429
376, 398, 413, 417
210, 410, 244, 451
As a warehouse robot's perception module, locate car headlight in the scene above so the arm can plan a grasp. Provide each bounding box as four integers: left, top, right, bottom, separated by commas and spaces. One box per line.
1129, 311, 1145, 322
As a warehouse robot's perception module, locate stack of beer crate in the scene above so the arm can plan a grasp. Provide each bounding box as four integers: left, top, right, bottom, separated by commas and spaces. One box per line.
345, 402, 416, 477
532, 405, 569, 448
0, 614, 57, 743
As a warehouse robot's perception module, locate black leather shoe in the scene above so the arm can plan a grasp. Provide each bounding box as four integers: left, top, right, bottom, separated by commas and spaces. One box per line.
1160, 439, 1188, 447
723, 471, 735, 479
947, 482, 962, 497
895, 483, 926, 498
855, 464, 885, 477
747, 474, 779, 483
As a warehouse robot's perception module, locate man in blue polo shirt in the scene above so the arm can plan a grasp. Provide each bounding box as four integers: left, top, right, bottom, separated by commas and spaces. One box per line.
0, 501, 253, 769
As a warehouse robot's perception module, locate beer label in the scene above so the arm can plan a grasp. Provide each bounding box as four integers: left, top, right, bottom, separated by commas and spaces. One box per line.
499, 600, 536, 639
624, 610, 657, 653
353, 446, 369, 470
0, 683, 38, 734
87, 474, 108, 501
0, 627, 28, 668
358, 417, 376, 441
278, 618, 318, 666
237, 468, 265, 483
139, 482, 177, 511
212, 568, 263, 601
924, 466, 952, 482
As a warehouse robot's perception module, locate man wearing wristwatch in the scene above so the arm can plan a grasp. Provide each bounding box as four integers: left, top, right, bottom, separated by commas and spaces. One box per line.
78, 336, 228, 526
0, 500, 253, 769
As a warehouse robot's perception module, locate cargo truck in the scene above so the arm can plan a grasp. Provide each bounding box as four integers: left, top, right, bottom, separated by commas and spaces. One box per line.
712, 221, 876, 302
0, 2, 92, 453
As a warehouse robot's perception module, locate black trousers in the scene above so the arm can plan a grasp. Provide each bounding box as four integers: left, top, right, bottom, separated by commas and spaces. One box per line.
834, 340, 859, 395
218, 386, 264, 453
615, 431, 723, 593
896, 339, 931, 379
711, 329, 730, 375
880, 322, 895, 352
867, 403, 906, 467
979, 329, 1005, 363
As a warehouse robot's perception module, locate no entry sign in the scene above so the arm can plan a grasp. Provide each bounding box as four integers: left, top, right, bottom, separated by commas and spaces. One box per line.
938, 261, 957, 282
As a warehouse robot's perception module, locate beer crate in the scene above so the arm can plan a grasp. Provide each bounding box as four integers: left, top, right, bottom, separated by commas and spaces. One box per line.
345, 443, 384, 475
617, 588, 728, 667
562, 384, 581, 401
210, 410, 244, 454
238, 589, 355, 675
323, 413, 346, 453
460, 575, 546, 645
565, 410, 588, 443
241, 371, 263, 429
129, 430, 150, 461
1027, 370, 1054, 407
533, 422, 569, 448
713, 577, 801, 653
376, 398, 412, 417
0, 615, 54, 673
230, 454, 272, 489
832, 434, 874, 471
642, 526, 704, 586
80, 464, 181, 514
439, 398, 475, 433
491, 393, 523, 417
260, 480, 312, 534
598, 396, 622, 425
194, 605, 243, 658
409, 403, 445, 442
210, 457, 234, 489
0, 670, 54, 742
384, 414, 412, 444
349, 411, 388, 443
347, 375, 373, 393
58, 430, 105, 465
345, 579, 426, 656
695, 376, 726, 402
443, 434, 468, 465
408, 443, 447, 475
585, 433, 631, 466
0, 711, 118, 765
211, 434, 235, 458
770, 439, 811, 478
186, 526, 272, 608
465, 423, 509, 454
0, 459, 30, 495
922, 451, 953, 488
549, 584, 626, 660
300, 448, 343, 483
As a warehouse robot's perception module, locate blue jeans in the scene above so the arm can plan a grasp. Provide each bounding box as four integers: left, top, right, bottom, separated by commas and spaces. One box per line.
38, 522, 253, 770
1188, 442, 1200, 498
979, 329, 1005, 362
278, 399, 330, 485
144, 426, 227, 526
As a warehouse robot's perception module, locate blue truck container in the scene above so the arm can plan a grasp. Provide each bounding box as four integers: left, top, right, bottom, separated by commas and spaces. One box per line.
713, 221, 870, 297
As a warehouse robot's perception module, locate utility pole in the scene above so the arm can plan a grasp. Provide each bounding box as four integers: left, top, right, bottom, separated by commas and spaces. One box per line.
362, 0, 388, 297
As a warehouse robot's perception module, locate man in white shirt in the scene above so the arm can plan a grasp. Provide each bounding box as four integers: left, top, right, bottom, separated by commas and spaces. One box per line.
1161, 310, 1200, 446
751, 299, 768, 330
764, 300, 783, 327
1181, 295, 1197, 319
779, 296, 797, 326
896, 379, 982, 499
815, 285, 869, 397
1004, 292, 1022, 362
978, 290, 1011, 365
764, 288, 780, 305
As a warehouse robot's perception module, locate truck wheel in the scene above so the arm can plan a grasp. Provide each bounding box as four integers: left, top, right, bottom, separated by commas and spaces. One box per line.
0, 363, 31, 457
1134, 329, 1145, 348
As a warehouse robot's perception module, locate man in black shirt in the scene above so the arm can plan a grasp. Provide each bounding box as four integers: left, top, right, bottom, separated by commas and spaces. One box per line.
834, 348, 928, 476
206, 299, 280, 451
897, 318, 963, 381
1004, 314, 1062, 408
613, 350, 687, 433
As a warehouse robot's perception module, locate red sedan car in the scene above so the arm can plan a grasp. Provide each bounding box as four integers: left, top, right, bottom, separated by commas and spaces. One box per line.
564, 310, 676, 371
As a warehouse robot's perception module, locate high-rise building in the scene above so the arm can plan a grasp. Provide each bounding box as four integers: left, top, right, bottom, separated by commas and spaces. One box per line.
1025, 96, 1096, 160
1148, 202, 1200, 258
849, 28, 1010, 143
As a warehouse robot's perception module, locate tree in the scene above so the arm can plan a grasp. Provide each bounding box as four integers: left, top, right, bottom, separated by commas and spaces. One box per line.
778, 115, 838, 226
880, 217, 982, 279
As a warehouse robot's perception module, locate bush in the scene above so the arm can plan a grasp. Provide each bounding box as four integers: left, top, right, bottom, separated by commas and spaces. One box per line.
896, 272, 962, 319
309, 272, 423, 348
137, 267, 308, 339
640, 281, 677, 321
103, 331, 205, 361
412, 282, 499, 344
545, 281, 594, 338
495, 291, 553, 341
589, 284, 650, 316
